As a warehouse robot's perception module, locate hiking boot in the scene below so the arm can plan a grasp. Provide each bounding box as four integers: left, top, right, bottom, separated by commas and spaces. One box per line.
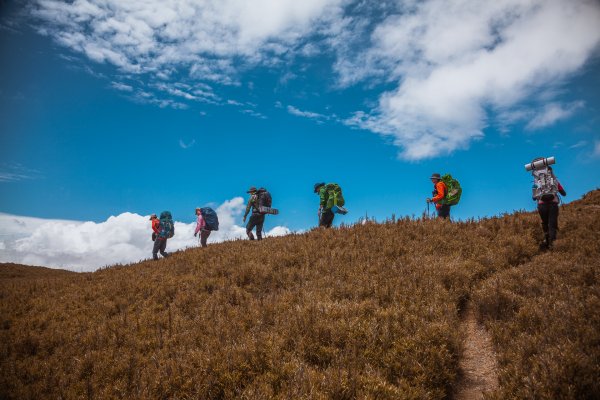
538, 241, 549, 251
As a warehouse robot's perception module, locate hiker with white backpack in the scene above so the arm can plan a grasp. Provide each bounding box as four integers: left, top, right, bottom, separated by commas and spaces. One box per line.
526, 157, 567, 250
194, 207, 219, 247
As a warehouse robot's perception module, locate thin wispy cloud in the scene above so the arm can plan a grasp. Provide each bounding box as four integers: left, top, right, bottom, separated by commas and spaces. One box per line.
526, 102, 585, 131
0, 164, 42, 182
287, 105, 329, 121
179, 139, 196, 149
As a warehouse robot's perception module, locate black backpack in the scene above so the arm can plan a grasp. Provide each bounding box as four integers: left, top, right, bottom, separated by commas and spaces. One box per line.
257, 188, 272, 214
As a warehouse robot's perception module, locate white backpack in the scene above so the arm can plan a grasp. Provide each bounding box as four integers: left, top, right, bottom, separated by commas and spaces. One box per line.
532, 167, 558, 202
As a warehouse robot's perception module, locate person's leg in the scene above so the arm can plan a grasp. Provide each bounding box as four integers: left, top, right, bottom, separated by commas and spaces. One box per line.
256, 215, 265, 240
437, 204, 450, 219
547, 204, 559, 246
152, 238, 161, 260
537, 203, 550, 248
246, 215, 258, 240
200, 229, 210, 247
159, 238, 169, 257
320, 209, 335, 228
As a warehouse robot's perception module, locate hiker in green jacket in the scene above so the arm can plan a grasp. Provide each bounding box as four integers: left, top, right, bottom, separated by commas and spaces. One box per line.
314, 182, 335, 228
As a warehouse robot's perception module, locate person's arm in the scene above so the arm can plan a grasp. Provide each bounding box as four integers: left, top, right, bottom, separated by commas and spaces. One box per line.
152, 220, 161, 234
194, 215, 204, 235
557, 181, 566, 197
319, 187, 328, 208
243, 195, 255, 221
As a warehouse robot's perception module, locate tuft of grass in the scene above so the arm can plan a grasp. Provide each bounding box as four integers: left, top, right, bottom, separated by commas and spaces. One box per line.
1, 191, 598, 399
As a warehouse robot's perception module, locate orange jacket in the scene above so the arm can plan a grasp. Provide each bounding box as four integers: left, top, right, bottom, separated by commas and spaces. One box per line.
432, 181, 447, 209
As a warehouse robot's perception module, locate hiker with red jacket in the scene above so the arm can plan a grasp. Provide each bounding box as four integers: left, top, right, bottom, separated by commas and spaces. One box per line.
194, 207, 211, 248
150, 213, 160, 241
426, 173, 451, 219
535, 166, 566, 250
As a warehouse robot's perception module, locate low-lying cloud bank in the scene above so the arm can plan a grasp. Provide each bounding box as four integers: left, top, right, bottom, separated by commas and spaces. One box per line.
0, 197, 291, 272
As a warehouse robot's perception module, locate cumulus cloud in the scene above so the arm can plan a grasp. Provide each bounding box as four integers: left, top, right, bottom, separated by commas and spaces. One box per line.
341, 0, 600, 159
0, 198, 291, 272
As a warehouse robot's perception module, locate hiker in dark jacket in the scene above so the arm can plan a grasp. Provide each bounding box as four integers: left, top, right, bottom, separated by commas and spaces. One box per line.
426, 173, 450, 219
536, 166, 566, 250
243, 186, 264, 240
314, 182, 335, 228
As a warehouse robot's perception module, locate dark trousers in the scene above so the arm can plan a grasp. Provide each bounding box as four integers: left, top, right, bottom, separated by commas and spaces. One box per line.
152, 238, 168, 260
319, 209, 335, 228
200, 229, 211, 247
538, 203, 559, 246
437, 204, 451, 219
246, 214, 265, 240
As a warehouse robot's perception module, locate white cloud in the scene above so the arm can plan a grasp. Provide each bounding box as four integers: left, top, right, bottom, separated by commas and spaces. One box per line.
29, 0, 346, 82
178, 139, 195, 149
526, 102, 584, 130
340, 0, 600, 159
24, 0, 600, 158
0, 198, 292, 272
593, 141, 600, 159
569, 140, 587, 149
287, 105, 329, 121
0, 164, 42, 182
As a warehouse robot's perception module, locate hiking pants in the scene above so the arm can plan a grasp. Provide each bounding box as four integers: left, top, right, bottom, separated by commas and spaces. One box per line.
200, 229, 211, 248
152, 238, 168, 260
319, 208, 335, 228
538, 203, 559, 246
247, 214, 265, 240
437, 204, 451, 219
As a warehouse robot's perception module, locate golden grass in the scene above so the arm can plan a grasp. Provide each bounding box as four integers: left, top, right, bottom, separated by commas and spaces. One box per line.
0, 191, 598, 399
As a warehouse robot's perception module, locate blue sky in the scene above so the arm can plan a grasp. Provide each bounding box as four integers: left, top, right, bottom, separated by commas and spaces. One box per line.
1, 0, 599, 269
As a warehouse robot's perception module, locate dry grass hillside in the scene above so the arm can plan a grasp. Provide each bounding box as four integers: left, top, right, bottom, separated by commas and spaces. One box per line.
1, 191, 598, 399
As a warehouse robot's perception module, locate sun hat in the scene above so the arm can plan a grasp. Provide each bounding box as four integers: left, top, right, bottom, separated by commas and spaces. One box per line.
430, 173, 441, 180
246, 186, 257, 193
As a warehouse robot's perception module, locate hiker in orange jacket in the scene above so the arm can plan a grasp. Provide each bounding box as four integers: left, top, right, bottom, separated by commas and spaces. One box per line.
426, 173, 450, 219
150, 213, 160, 241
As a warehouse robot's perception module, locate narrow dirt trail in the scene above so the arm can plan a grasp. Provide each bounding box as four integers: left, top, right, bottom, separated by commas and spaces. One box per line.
453, 302, 499, 400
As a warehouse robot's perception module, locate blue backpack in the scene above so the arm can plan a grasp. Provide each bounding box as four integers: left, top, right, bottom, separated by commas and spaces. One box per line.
200, 207, 219, 231
159, 211, 175, 239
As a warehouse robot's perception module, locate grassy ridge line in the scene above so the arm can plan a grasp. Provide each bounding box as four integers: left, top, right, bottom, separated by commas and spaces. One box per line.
473, 190, 600, 399
0, 205, 550, 399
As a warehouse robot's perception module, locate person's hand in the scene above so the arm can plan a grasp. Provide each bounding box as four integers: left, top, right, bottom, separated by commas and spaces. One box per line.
426, 198, 431, 203
194, 232, 197, 237
243, 216, 246, 223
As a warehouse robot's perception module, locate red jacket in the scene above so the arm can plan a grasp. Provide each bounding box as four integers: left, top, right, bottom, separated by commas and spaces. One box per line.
151, 219, 160, 234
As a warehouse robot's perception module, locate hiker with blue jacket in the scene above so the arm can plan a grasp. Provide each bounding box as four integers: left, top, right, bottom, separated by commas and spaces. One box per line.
243, 186, 264, 240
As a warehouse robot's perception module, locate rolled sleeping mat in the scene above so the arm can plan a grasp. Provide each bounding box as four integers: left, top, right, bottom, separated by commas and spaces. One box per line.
525, 156, 555, 171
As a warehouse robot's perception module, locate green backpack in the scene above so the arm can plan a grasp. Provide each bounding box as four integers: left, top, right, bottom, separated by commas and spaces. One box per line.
325, 183, 345, 209
441, 174, 462, 206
